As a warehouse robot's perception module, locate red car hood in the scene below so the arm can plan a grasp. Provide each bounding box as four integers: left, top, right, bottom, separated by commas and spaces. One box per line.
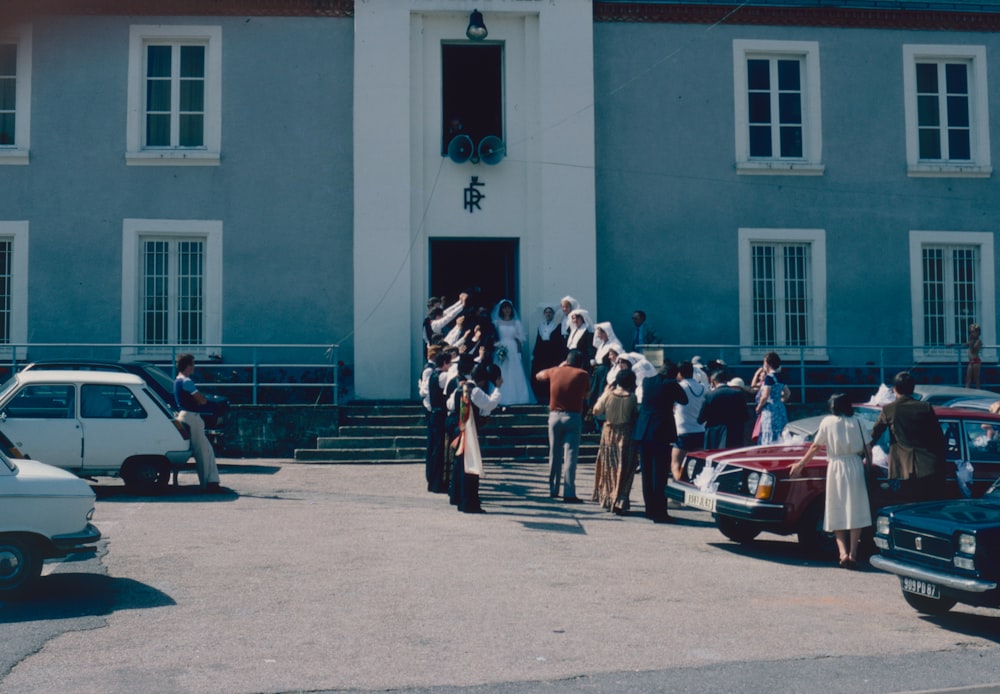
699, 444, 816, 473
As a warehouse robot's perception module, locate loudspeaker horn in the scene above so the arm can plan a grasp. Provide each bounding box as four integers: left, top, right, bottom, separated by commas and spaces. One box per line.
447, 134, 474, 163
478, 135, 505, 165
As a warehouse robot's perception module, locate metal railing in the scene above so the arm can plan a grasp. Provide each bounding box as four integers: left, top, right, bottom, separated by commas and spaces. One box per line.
635, 343, 997, 404
0, 343, 345, 406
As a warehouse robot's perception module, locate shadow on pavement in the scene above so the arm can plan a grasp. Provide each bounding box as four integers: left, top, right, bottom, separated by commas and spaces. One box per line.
706, 539, 841, 568
94, 485, 240, 503
0, 573, 175, 624
920, 610, 1000, 643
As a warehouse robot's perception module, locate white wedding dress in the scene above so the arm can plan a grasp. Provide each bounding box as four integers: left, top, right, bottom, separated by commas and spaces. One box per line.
494, 320, 536, 405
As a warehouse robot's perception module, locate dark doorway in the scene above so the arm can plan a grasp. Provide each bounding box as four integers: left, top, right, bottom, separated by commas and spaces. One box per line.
429, 239, 518, 314
441, 43, 504, 156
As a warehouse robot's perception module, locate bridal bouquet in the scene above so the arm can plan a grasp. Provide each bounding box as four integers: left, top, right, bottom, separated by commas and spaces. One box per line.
494, 344, 509, 364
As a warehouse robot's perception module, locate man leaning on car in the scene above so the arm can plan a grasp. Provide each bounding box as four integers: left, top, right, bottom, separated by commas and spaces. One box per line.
869, 371, 947, 503
174, 353, 222, 493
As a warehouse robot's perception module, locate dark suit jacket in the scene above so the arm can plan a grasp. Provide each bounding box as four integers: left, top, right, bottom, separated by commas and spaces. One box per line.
870, 395, 946, 480
566, 328, 594, 364
697, 386, 749, 448
633, 374, 688, 443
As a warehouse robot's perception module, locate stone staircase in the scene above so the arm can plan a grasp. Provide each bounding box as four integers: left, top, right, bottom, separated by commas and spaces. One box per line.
293, 400, 600, 465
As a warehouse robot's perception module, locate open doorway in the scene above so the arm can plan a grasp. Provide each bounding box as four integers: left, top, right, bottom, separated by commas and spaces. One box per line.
429, 238, 519, 314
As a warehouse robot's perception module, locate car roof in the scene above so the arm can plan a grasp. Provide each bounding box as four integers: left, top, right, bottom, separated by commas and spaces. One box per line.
22, 360, 164, 370
913, 385, 998, 400
14, 370, 146, 386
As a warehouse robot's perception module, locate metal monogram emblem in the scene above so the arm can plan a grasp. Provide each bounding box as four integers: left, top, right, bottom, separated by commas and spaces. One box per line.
915, 536, 923, 551
464, 176, 485, 213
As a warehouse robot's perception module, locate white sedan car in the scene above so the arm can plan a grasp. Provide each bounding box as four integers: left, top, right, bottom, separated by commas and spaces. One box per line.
0, 370, 192, 493
0, 437, 101, 596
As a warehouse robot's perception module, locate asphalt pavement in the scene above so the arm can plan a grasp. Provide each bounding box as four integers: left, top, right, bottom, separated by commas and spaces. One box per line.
1, 458, 999, 693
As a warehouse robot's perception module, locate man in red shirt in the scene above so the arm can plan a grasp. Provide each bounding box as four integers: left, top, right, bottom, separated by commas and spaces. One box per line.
536, 350, 591, 502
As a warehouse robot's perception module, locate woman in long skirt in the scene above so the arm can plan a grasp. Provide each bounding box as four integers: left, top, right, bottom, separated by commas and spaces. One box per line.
591, 368, 639, 515
790, 393, 872, 568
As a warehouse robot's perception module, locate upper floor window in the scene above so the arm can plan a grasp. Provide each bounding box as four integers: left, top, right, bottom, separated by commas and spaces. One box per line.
903, 45, 990, 178
733, 40, 823, 176
441, 42, 504, 162
910, 231, 995, 362
738, 228, 827, 361
121, 219, 222, 360
127, 26, 222, 166
0, 25, 31, 165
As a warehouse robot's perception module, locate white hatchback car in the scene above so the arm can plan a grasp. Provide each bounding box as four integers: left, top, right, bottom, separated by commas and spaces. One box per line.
0, 437, 101, 596
0, 370, 191, 493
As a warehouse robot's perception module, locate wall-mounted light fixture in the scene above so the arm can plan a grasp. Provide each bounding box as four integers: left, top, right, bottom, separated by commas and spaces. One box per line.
466, 9, 488, 41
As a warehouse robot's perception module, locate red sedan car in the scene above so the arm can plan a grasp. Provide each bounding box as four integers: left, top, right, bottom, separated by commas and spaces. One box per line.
666, 406, 1000, 554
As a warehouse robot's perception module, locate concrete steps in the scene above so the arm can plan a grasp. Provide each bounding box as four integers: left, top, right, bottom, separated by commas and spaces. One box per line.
293, 399, 599, 465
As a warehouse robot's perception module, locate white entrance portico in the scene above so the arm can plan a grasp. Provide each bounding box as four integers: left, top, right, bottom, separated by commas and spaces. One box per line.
352, 1, 597, 398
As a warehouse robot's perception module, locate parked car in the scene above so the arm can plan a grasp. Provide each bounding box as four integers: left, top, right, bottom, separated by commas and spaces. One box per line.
871, 478, 1000, 615
0, 370, 191, 493
666, 407, 1000, 553
782, 386, 999, 443
20, 360, 230, 430
0, 441, 101, 596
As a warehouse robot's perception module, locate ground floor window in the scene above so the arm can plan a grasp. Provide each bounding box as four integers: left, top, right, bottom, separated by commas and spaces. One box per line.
738, 228, 827, 361
121, 219, 222, 359
910, 230, 995, 362
0, 221, 27, 351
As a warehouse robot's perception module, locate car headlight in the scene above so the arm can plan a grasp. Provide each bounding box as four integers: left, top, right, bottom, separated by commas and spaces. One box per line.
753, 472, 775, 500
685, 457, 698, 481
958, 533, 976, 555
876, 516, 890, 536
747, 472, 760, 495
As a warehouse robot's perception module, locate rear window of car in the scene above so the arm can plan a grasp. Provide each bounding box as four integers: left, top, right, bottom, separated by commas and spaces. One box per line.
81, 384, 147, 419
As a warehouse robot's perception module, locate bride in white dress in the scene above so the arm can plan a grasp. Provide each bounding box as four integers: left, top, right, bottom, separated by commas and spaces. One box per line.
491, 299, 536, 405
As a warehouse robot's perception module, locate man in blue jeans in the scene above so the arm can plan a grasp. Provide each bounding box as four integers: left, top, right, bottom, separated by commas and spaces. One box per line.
536, 350, 591, 502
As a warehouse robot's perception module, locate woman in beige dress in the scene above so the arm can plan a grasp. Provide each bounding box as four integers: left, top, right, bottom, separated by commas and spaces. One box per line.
591, 368, 639, 515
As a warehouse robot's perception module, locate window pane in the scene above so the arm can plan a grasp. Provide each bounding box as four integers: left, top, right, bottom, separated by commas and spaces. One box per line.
747, 59, 770, 90
779, 126, 803, 158
917, 95, 940, 127
0, 78, 15, 111
748, 92, 771, 124
0, 44, 16, 75
176, 241, 204, 345
146, 45, 171, 78
945, 63, 968, 94
947, 95, 969, 128
915, 63, 938, 93
0, 113, 13, 146
180, 45, 205, 78
776, 59, 800, 91
146, 80, 171, 112
948, 129, 971, 160
179, 80, 204, 112
778, 93, 801, 125
918, 129, 941, 159
179, 115, 204, 147
952, 247, 978, 340
749, 126, 772, 157
751, 244, 776, 346
922, 248, 945, 345
146, 114, 170, 147
142, 241, 169, 345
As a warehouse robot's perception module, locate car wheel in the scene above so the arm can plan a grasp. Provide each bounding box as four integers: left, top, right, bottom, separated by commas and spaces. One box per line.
902, 590, 957, 615
797, 501, 837, 557
122, 458, 170, 494
0, 535, 42, 597
715, 516, 761, 544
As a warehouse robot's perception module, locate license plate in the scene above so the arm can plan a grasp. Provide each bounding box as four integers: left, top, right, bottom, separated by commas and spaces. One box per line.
684, 489, 717, 512
901, 577, 941, 599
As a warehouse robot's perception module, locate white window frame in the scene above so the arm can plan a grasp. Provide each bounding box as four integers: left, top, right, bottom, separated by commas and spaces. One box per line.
903, 44, 991, 178
126, 25, 222, 166
733, 40, 823, 176
121, 219, 222, 360
0, 221, 28, 355
909, 230, 995, 363
0, 24, 31, 165
738, 228, 827, 361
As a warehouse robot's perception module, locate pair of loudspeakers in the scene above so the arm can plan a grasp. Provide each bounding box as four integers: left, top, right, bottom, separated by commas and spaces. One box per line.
448, 134, 505, 165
